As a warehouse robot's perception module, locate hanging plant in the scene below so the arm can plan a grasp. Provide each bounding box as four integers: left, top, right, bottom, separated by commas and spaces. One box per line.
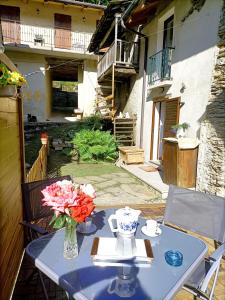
0, 63, 26, 87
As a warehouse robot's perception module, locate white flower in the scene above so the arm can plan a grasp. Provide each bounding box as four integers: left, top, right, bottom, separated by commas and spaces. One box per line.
57, 180, 73, 187
80, 184, 96, 198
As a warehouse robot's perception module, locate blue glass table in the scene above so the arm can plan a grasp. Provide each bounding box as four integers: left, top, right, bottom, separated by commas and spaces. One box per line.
26, 209, 208, 300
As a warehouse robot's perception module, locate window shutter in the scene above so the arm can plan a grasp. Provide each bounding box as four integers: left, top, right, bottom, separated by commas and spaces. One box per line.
163, 98, 180, 138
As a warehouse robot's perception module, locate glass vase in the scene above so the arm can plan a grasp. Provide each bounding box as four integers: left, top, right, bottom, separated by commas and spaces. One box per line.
64, 223, 78, 259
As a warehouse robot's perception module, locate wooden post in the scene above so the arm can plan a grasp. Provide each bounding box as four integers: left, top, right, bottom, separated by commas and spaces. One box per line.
114, 13, 121, 62
112, 63, 115, 118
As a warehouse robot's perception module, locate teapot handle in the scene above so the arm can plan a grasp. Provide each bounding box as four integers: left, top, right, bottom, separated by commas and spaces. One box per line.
108, 214, 118, 232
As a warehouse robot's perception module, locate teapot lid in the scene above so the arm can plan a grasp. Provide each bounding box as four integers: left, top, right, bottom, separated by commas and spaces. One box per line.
116, 206, 141, 217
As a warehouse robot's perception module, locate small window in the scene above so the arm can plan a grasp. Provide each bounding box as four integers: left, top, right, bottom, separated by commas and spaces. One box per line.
163, 15, 174, 49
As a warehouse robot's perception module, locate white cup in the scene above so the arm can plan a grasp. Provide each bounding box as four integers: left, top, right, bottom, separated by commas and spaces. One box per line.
146, 220, 158, 234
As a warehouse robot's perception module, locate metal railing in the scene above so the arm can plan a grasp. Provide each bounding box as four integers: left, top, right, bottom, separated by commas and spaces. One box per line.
1, 19, 93, 53
148, 47, 174, 85
97, 39, 139, 78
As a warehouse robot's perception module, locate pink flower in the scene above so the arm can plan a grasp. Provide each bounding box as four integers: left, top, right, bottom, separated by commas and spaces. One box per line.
41, 180, 96, 223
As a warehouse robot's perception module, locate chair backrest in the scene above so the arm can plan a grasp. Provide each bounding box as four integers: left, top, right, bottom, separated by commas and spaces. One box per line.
22, 175, 72, 222
164, 185, 225, 243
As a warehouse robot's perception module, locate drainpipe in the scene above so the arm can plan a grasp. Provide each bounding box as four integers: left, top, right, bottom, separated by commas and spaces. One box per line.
120, 19, 149, 148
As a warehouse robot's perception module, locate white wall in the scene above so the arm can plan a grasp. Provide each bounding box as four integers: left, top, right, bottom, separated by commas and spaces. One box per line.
134, 0, 223, 161
78, 60, 97, 115
7, 51, 48, 121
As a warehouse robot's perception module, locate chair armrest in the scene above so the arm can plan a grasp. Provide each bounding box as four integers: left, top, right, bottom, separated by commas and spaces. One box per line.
210, 243, 225, 261
183, 285, 209, 300
20, 221, 48, 235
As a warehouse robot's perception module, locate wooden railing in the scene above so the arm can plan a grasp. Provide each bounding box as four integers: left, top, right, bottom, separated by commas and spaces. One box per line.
1, 19, 93, 53
97, 39, 139, 78
26, 144, 48, 182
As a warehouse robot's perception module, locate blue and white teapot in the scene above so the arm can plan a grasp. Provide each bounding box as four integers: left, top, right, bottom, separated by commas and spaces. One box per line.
108, 206, 141, 235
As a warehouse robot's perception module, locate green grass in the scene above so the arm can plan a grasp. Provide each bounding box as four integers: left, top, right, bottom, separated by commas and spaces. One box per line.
61, 161, 123, 177
48, 150, 123, 177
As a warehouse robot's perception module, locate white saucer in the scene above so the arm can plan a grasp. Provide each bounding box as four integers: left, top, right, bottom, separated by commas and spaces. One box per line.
77, 223, 97, 234
141, 226, 162, 237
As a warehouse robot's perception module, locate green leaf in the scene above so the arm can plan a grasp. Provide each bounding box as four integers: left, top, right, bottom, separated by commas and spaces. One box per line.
49, 213, 58, 226
65, 215, 77, 226
53, 215, 66, 229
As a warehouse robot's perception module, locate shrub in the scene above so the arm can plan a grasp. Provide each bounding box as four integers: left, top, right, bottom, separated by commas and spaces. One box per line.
73, 129, 118, 162
80, 114, 104, 131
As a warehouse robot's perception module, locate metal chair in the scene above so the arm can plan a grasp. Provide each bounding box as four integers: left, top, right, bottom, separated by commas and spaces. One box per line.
164, 185, 225, 243
183, 243, 225, 300
163, 185, 225, 299
21, 175, 72, 300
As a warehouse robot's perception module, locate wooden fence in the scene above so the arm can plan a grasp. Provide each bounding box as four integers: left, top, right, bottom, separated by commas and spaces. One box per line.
26, 144, 48, 182
0, 52, 25, 299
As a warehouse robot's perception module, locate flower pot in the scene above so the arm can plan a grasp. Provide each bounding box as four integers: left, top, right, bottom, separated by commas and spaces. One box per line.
64, 223, 78, 259
40, 137, 48, 145
0, 85, 17, 97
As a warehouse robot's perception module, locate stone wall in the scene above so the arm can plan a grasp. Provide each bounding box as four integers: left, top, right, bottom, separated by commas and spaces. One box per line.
197, 1, 225, 196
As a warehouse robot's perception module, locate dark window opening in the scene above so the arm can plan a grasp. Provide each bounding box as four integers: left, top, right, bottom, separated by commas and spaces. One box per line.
52, 81, 78, 113
163, 15, 174, 49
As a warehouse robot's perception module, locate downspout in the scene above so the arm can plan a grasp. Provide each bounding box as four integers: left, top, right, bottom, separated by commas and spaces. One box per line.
120, 19, 148, 148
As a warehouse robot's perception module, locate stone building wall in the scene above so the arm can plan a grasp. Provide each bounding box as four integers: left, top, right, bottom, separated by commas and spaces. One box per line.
197, 1, 225, 196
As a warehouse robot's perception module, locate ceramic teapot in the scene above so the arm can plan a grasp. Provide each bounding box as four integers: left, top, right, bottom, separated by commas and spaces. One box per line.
108, 207, 141, 235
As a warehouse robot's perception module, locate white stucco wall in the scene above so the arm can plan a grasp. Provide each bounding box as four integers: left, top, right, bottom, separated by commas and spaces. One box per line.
133, 0, 223, 161
6, 51, 49, 121
78, 60, 97, 116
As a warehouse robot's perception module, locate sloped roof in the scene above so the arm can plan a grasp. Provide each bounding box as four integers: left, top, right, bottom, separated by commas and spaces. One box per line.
46, 0, 106, 10
88, 0, 173, 54
88, 0, 133, 53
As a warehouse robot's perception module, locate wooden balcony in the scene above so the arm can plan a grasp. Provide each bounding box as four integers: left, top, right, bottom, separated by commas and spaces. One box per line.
97, 39, 139, 80
1, 19, 93, 54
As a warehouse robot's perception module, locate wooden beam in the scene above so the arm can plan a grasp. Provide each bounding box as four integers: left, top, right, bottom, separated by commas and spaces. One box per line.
0, 53, 19, 72
99, 20, 115, 49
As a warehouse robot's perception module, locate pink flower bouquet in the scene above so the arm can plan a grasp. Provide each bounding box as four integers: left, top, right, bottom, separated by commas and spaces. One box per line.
41, 180, 96, 228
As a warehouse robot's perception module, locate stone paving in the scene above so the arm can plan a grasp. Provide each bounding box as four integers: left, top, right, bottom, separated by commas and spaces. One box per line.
73, 171, 164, 206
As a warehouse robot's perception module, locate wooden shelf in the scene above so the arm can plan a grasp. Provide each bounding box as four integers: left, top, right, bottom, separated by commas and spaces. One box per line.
114, 118, 136, 146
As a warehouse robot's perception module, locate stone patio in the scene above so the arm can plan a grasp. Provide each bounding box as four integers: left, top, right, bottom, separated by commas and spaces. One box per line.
73, 171, 164, 206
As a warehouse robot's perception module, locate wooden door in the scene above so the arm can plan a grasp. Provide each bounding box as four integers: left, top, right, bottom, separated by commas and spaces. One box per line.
163, 97, 180, 137
0, 5, 20, 43
54, 13, 71, 49
150, 97, 180, 160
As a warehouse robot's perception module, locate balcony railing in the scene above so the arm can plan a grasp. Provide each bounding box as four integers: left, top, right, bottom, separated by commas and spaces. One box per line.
1, 19, 93, 53
97, 39, 139, 78
148, 47, 174, 85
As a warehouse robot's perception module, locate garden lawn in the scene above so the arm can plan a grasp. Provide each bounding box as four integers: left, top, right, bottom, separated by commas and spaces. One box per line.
48, 151, 163, 206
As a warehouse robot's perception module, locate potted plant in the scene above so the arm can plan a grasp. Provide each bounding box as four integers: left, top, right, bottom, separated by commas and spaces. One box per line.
0, 63, 26, 97
40, 132, 48, 145
171, 122, 190, 138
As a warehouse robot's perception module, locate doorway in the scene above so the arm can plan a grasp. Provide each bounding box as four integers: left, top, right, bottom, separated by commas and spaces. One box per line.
0, 5, 20, 44
150, 97, 180, 161
54, 13, 71, 49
